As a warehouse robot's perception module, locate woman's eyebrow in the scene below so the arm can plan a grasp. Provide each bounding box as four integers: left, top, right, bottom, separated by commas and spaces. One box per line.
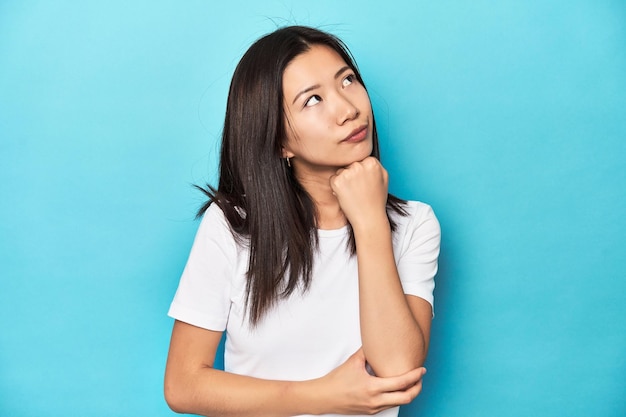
292, 84, 320, 105
334, 65, 351, 79
291, 66, 352, 105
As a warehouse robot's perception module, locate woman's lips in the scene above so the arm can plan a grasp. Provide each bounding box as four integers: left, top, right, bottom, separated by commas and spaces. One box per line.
342, 125, 368, 143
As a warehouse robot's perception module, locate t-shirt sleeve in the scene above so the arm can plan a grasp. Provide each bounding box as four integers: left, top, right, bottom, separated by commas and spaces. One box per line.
168, 204, 237, 331
396, 203, 441, 311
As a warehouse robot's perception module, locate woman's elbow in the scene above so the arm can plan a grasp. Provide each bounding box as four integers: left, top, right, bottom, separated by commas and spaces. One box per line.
369, 341, 428, 377
164, 376, 189, 414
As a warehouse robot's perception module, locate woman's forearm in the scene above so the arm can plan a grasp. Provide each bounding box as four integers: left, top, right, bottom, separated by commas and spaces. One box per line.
353, 214, 429, 377
165, 366, 323, 417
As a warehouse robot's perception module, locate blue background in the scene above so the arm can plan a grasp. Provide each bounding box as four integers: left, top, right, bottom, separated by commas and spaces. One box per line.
1, 1, 625, 416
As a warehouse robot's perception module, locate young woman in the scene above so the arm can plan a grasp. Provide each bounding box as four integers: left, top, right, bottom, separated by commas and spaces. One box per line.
165, 26, 440, 417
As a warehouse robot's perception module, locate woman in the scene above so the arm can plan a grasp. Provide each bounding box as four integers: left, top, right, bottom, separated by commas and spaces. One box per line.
165, 25, 440, 416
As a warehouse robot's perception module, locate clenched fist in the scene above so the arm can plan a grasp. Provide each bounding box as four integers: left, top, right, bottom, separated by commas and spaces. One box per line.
330, 156, 389, 232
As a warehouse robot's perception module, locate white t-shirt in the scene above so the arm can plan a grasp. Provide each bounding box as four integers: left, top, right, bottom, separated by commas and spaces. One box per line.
168, 200, 441, 417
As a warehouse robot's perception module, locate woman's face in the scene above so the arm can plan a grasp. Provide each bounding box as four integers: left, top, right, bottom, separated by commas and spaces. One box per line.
282, 44, 373, 175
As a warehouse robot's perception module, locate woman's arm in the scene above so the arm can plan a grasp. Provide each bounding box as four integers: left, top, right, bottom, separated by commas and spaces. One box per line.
164, 320, 426, 417
352, 216, 432, 377
330, 157, 436, 377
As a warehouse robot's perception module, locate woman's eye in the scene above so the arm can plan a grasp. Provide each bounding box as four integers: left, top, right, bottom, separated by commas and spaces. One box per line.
305, 95, 321, 107
342, 74, 355, 87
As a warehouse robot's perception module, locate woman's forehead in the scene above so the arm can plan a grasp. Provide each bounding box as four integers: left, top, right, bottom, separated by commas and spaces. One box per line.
283, 45, 349, 92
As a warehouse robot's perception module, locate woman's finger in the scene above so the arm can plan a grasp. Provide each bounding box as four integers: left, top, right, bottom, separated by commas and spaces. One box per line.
374, 367, 427, 393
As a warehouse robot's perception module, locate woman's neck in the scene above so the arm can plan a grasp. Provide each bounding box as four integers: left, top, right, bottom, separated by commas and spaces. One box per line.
295, 169, 347, 230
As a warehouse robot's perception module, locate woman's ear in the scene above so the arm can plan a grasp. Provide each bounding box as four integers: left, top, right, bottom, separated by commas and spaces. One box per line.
281, 147, 294, 159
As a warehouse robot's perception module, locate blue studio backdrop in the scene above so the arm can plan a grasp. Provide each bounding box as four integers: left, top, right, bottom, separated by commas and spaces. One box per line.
1, 1, 625, 416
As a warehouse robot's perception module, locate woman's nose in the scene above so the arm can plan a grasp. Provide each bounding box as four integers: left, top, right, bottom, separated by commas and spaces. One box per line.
335, 95, 360, 125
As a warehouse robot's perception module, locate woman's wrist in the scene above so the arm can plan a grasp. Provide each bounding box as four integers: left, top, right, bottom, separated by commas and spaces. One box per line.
350, 211, 391, 240
288, 377, 330, 416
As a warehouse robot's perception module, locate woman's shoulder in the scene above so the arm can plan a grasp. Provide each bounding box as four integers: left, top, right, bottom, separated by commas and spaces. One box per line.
195, 203, 239, 243
403, 200, 433, 212
396, 200, 437, 221
199, 202, 229, 226
391, 200, 440, 237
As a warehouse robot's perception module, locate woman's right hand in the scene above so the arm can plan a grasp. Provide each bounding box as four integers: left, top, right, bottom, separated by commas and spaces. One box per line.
313, 348, 427, 415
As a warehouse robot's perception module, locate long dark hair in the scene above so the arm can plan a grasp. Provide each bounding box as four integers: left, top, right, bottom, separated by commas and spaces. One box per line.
196, 26, 407, 325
